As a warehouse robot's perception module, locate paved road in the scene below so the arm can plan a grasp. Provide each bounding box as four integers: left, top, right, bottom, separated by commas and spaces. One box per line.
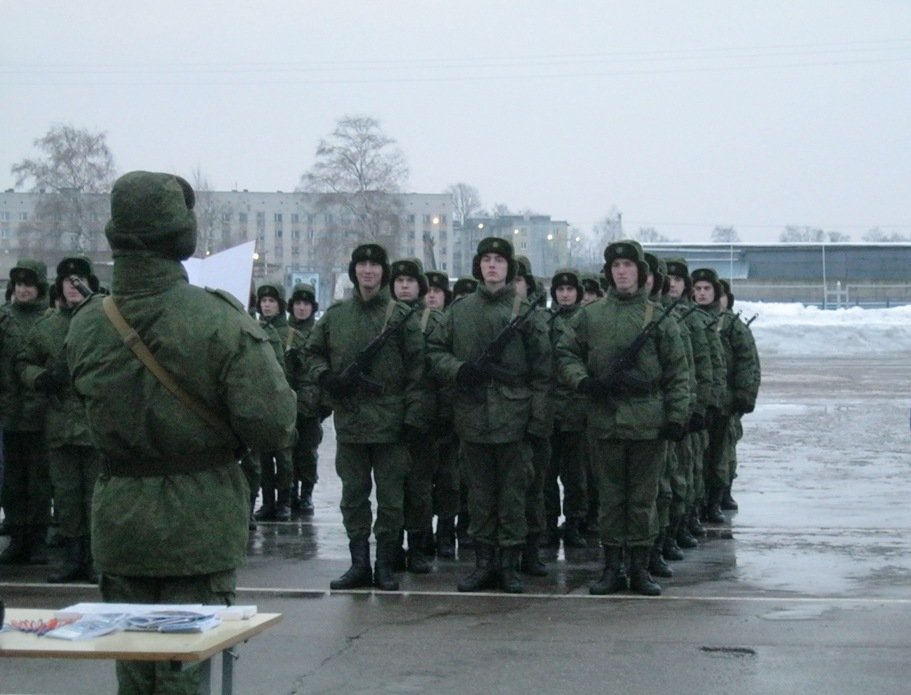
3, 356, 910, 694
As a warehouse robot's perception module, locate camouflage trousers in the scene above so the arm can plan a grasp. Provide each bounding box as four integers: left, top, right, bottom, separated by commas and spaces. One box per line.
336, 442, 410, 543
431, 434, 460, 521
544, 428, 588, 525
48, 445, 100, 539
101, 570, 235, 695
293, 414, 322, 491
524, 435, 551, 537
462, 440, 532, 547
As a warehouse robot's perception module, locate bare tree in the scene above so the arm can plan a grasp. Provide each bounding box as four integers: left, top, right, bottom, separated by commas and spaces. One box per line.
300, 115, 408, 246
191, 168, 235, 257
11, 124, 116, 257
445, 182, 482, 225
711, 226, 741, 243
827, 231, 852, 242
635, 227, 673, 243
779, 225, 827, 242
593, 207, 624, 247
862, 227, 909, 242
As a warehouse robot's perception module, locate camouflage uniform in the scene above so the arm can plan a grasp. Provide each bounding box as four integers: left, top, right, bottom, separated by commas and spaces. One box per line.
67, 171, 296, 695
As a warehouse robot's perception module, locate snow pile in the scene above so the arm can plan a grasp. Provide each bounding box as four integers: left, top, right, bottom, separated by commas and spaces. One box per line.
735, 301, 911, 357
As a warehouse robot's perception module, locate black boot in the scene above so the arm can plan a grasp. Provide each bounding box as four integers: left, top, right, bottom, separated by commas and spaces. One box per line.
704, 487, 727, 524
499, 546, 524, 594
648, 535, 674, 578
248, 494, 258, 530
562, 517, 588, 548
435, 517, 456, 559
456, 514, 473, 548
541, 517, 560, 548
275, 488, 292, 522
298, 484, 315, 516
662, 522, 685, 560
629, 546, 662, 596
422, 525, 436, 556
329, 537, 373, 590
721, 484, 739, 511
590, 545, 628, 595
688, 508, 706, 538
48, 537, 85, 583
289, 484, 300, 511
520, 534, 547, 577
676, 514, 699, 549
0, 529, 29, 564
406, 531, 432, 574
374, 539, 400, 591
254, 491, 276, 521
28, 526, 49, 564
457, 542, 498, 592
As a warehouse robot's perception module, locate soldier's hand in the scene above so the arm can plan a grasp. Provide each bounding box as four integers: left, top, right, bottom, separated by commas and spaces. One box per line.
34, 366, 67, 396
733, 397, 755, 414
456, 362, 488, 388
318, 371, 357, 399
578, 377, 610, 401
659, 422, 687, 442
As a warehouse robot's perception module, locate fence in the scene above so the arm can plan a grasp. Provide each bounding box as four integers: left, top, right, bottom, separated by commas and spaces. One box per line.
733, 283, 911, 309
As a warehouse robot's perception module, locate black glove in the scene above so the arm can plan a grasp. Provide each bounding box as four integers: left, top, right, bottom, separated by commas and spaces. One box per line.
733, 398, 755, 414
318, 371, 356, 399
687, 412, 706, 432
659, 422, 687, 442
34, 365, 67, 396
578, 377, 610, 401
456, 362, 488, 388
400, 424, 425, 444
317, 406, 333, 422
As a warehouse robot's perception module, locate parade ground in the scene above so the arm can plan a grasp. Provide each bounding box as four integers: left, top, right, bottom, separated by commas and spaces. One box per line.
2, 355, 910, 694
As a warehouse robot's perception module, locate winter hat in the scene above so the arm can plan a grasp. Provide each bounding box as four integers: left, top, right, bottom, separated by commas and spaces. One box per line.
389, 257, 429, 297
452, 277, 478, 297
602, 239, 648, 289
256, 282, 286, 313
105, 171, 197, 260
425, 270, 452, 306
471, 237, 517, 283
550, 268, 582, 304
691, 267, 723, 302
290, 282, 319, 313
9, 259, 49, 299
55, 256, 99, 296
347, 243, 390, 286
664, 257, 692, 294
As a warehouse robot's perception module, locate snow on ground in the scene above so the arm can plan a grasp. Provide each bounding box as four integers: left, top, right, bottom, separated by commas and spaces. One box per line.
736, 301, 911, 357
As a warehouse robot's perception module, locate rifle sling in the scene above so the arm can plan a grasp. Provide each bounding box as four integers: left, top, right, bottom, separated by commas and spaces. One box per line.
101, 296, 241, 451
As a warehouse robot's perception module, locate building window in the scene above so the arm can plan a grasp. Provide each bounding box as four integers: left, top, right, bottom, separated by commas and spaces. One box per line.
407, 230, 415, 240
275, 229, 283, 238
441, 262, 447, 270
274, 213, 283, 223
222, 212, 232, 223
256, 212, 265, 228
238, 212, 248, 224
439, 214, 446, 224
18, 212, 27, 221
291, 213, 300, 224
440, 230, 447, 240
0, 212, 9, 221
407, 214, 415, 223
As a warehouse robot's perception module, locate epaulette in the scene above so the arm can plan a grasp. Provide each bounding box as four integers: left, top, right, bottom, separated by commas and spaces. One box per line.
205, 287, 245, 312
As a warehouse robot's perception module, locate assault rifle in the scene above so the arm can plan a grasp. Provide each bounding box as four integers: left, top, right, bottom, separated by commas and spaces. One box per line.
745, 313, 759, 327
68, 275, 95, 300
591, 298, 681, 404
469, 292, 545, 387
338, 303, 419, 395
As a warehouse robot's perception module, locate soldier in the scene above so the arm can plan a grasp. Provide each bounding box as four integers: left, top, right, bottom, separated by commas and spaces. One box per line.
427, 237, 552, 594
253, 282, 304, 522
580, 273, 604, 306
0, 259, 51, 565
66, 170, 296, 694
20, 257, 101, 582
306, 244, 425, 591
452, 277, 478, 299
557, 240, 689, 596
287, 282, 323, 516
544, 268, 589, 552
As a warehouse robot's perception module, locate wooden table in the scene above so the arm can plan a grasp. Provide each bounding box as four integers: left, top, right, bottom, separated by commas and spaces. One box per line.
0, 608, 282, 695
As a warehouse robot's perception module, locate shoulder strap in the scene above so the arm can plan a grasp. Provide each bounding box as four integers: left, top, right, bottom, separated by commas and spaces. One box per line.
420, 306, 432, 333
512, 293, 523, 319
642, 302, 655, 328
101, 296, 240, 448
382, 299, 397, 329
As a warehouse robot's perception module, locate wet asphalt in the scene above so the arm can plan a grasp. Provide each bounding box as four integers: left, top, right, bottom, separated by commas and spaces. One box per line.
2, 356, 911, 694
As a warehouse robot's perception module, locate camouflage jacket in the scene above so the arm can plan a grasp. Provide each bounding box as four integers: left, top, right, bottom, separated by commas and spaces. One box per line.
0, 298, 49, 432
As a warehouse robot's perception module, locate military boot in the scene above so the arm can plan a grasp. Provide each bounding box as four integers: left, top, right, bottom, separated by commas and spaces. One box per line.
457, 542, 498, 592
590, 545, 628, 595
406, 531, 432, 574
329, 536, 373, 590
629, 546, 662, 596
289, 483, 301, 512
520, 533, 547, 577
253, 493, 276, 522
28, 526, 49, 564
648, 534, 674, 578
47, 537, 85, 583
373, 539, 400, 591
0, 529, 29, 564
662, 521, 685, 560
275, 488, 292, 522
562, 517, 588, 548
298, 483, 315, 516
456, 513, 473, 549
499, 546, 524, 594
676, 515, 699, 549
435, 517, 456, 559
704, 487, 727, 524
688, 508, 706, 538
721, 484, 739, 511
248, 494, 258, 530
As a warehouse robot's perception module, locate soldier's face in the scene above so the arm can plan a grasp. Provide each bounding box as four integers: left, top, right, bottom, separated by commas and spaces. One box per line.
581, 290, 600, 305
719, 294, 729, 310
644, 273, 655, 295
355, 260, 383, 292
514, 276, 528, 298
611, 259, 638, 294
425, 286, 446, 309
555, 284, 578, 306
14, 282, 38, 303
62, 276, 86, 306
693, 280, 715, 306
480, 253, 508, 286
259, 296, 280, 317
393, 275, 420, 302
667, 276, 686, 299
292, 300, 313, 320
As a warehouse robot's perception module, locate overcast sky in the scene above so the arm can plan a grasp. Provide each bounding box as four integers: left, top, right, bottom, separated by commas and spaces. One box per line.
2, 1, 908, 243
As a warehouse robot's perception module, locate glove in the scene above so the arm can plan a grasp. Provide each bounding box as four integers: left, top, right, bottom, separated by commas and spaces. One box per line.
34, 365, 67, 396
317, 406, 333, 422
687, 412, 706, 432
578, 377, 610, 401
400, 424, 425, 445
318, 371, 356, 399
733, 398, 755, 414
456, 362, 488, 388
659, 422, 687, 442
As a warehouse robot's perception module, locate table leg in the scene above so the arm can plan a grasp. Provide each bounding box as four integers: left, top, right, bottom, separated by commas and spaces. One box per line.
222, 647, 236, 695
198, 656, 212, 694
